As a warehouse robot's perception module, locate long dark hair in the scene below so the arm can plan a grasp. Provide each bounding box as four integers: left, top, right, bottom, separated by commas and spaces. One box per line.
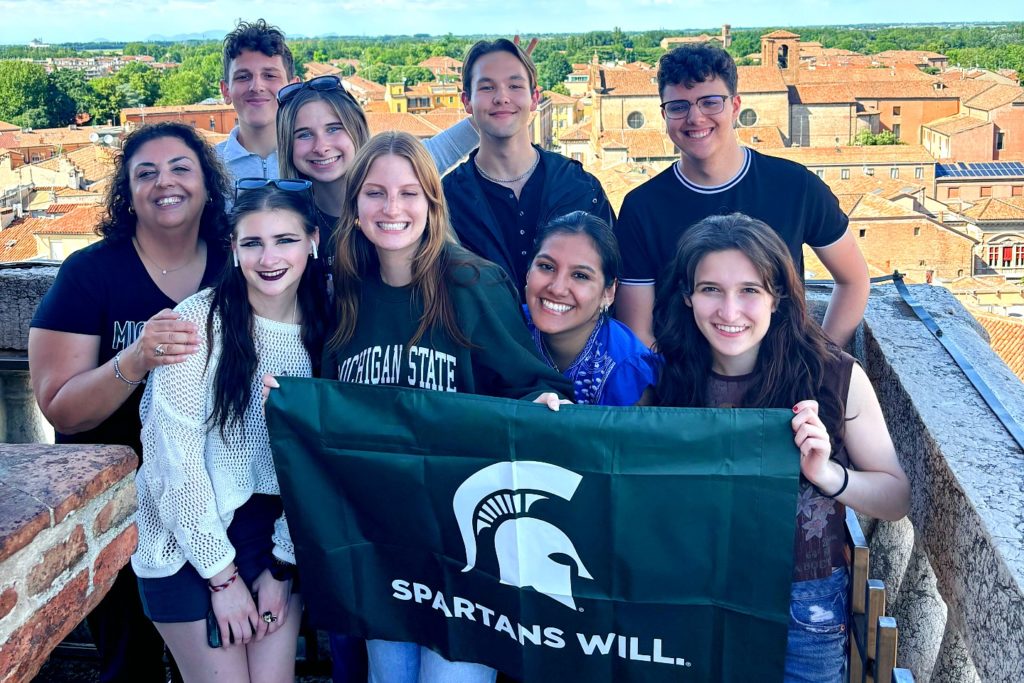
653, 213, 844, 426
207, 185, 327, 433
98, 122, 230, 243
329, 131, 479, 352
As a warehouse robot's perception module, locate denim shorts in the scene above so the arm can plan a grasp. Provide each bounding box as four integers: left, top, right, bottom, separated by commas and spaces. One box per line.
784, 567, 849, 683
138, 494, 286, 623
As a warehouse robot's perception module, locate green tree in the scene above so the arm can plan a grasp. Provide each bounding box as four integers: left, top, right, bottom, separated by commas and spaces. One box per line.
537, 53, 572, 91
854, 130, 900, 145
0, 61, 51, 126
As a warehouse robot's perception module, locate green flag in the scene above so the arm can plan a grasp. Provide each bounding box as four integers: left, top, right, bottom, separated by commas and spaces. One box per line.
267, 378, 799, 682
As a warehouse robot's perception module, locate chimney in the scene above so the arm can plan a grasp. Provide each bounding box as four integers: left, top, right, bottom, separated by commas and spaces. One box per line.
722, 24, 732, 50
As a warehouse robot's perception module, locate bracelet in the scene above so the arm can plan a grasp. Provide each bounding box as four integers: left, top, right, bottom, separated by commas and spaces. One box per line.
113, 351, 145, 386
815, 463, 850, 499
208, 568, 239, 592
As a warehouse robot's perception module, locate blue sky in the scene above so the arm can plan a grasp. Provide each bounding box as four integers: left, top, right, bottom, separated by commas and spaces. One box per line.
0, 0, 1020, 44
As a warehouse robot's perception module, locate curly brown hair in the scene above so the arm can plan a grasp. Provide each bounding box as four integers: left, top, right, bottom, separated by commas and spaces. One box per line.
97, 122, 230, 244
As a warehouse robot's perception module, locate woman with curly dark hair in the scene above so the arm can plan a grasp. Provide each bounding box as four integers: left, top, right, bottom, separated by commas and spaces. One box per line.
29, 121, 231, 682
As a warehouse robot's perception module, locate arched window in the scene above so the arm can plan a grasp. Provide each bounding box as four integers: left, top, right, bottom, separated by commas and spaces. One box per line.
777, 44, 789, 69
739, 108, 758, 127
627, 111, 644, 129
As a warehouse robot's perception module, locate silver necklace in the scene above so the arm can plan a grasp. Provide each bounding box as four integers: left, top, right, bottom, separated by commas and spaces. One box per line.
474, 149, 540, 184
133, 236, 196, 276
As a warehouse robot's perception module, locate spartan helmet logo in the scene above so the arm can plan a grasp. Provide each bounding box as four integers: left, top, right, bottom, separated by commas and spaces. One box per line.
453, 461, 593, 610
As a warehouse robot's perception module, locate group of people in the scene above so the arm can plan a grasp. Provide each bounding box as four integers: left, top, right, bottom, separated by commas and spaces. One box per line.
27, 18, 910, 683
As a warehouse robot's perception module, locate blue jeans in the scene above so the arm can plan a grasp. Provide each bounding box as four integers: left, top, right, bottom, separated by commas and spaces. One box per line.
367, 639, 497, 683
784, 567, 849, 683
329, 632, 368, 683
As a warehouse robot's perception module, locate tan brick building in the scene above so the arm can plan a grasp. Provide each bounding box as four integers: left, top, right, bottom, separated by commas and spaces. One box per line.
120, 104, 237, 134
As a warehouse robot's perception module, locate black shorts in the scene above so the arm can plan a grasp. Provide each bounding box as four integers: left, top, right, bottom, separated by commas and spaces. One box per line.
138, 494, 290, 623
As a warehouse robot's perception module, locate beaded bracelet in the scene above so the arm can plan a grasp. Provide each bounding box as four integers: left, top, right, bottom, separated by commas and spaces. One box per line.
113, 351, 145, 386
208, 568, 239, 592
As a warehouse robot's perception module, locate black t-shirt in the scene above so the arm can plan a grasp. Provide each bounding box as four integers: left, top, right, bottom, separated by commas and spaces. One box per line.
474, 156, 545, 288
31, 238, 226, 456
616, 148, 849, 286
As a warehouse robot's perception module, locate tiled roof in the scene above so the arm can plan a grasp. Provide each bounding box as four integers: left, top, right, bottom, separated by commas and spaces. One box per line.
963, 84, 1024, 111
65, 145, 116, 184
947, 275, 1009, 291
873, 50, 947, 63
836, 194, 861, 214
121, 103, 234, 116
599, 70, 659, 97
921, 114, 991, 136
764, 144, 935, 166
970, 310, 1024, 380
0, 126, 109, 148
32, 205, 103, 235
852, 81, 957, 100
344, 76, 387, 99
590, 163, 660, 212
0, 120, 18, 132
736, 66, 788, 93
558, 121, 591, 142
598, 128, 676, 159
826, 175, 926, 199
791, 84, 856, 104
761, 30, 801, 39
418, 109, 469, 130
0, 218, 44, 261
543, 90, 577, 105
796, 65, 935, 84
195, 129, 230, 144
303, 62, 342, 79
418, 56, 461, 69
846, 193, 922, 219
937, 77, 996, 102
736, 125, 786, 149
960, 197, 1024, 221
365, 112, 441, 138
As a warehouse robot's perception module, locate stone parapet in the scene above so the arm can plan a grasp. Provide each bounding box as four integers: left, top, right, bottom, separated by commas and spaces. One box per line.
809, 282, 1024, 683
0, 444, 137, 683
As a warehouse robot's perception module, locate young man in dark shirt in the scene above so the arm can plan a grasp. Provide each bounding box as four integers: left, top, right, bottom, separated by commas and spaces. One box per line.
615, 44, 869, 348
444, 39, 613, 288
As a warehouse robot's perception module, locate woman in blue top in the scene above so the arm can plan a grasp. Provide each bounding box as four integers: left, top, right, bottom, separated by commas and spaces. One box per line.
523, 211, 657, 406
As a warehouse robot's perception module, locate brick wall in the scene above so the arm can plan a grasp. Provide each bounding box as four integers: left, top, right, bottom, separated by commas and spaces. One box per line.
849, 217, 976, 280
0, 444, 137, 683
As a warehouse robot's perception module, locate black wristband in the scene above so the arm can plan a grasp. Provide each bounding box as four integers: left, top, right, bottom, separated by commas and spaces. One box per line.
815, 463, 849, 499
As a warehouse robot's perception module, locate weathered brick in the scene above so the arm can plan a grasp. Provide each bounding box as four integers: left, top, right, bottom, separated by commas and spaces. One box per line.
0, 587, 16, 622
0, 482, 50, 565
92, 524, 138, 594
0, 570, 88, 683
93, 483, 138, 537
26, 525, 87, 596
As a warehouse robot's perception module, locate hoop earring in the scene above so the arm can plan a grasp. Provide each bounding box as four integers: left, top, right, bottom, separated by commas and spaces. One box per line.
233, 250, 239, 268
311, 241, 318, 260
128, 204, 134, 214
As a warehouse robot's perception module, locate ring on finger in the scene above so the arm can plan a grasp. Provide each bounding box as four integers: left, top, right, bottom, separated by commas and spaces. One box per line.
262, 611, 277, 624
154, 344, 166, 357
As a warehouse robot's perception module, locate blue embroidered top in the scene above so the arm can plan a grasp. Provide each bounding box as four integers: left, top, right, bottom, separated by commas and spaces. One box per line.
524, 306, 658, 406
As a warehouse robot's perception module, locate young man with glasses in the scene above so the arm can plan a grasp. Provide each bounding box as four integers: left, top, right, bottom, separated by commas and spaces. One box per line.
444, 39, 613, 288
615, 44, 868, 348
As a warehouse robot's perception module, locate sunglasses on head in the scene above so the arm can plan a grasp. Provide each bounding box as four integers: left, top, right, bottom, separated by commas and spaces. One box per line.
276, 75, 358, 106
234, 177, 313, 202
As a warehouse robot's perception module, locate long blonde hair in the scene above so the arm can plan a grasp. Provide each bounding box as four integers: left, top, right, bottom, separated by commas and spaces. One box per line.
329, 131, 472, 351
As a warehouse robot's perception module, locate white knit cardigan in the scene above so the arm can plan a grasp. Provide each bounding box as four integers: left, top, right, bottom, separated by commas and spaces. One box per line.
131, 289, 310, 579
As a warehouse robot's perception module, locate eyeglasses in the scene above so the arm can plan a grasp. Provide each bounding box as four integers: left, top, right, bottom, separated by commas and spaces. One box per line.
234, 177, 312, 202
277, 75, 358, 106
660, 95, 730, 119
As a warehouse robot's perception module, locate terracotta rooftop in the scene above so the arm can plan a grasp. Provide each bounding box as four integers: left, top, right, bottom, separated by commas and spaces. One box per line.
303, 62, 342, 79
922, 114, 992, 136
65, 145, 117, 185
963, 84, 1024, 111
970, 310, 1024, 380
736, 125, 786, 149
195, 129, 230, 144
0, 218, 45, 261
344, 76, 386, 99
961, 197, 1024, 222
590, 163, 661, 212
846, 193, 923, 220
791, 84, 856, 104
599, 128, 676, 159
853, 81, 957, 100
0, 126, 113, 148
32, 205, 103, 235
761, 30, 801, 39
599, 69, 659, 97
418, 56, 461, 69
365, 112, 441, 138
558, 121, 591, 142
826, 175, 926, 199
795, 65, 935, 84
418, 109, 469, 130
938, 77, 997, 102
543, 90, 577, 105
0, 120, 18, 132
121, 103, 234, 116
765, 144, 935, 166
736, 66, 788, 93
873, 50, 947, 63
